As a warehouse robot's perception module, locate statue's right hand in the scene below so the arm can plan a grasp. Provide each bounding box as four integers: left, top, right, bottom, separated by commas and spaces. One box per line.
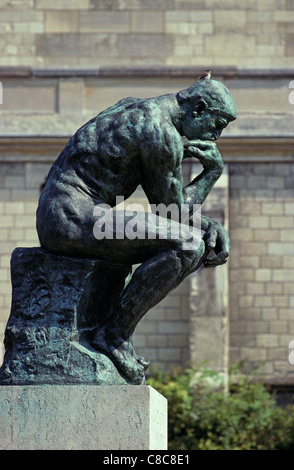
184, 140, 224, 173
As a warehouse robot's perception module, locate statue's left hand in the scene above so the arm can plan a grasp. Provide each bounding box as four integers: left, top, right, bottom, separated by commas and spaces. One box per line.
202, 222, 231, 267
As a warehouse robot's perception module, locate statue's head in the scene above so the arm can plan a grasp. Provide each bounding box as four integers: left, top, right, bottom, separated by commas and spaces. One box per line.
176, 79, 237, 141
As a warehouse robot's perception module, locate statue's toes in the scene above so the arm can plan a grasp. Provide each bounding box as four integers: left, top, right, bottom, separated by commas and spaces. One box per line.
136, 355, 150, 370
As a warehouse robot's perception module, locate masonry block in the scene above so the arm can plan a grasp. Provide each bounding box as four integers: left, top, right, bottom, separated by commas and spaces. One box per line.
0, 384, 168, 450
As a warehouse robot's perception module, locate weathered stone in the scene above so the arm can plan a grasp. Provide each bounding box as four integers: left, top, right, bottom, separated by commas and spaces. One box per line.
117, 34, 174, 57
0, 384, 168, 450
80, 11, 130, 33
0, 247, 133, 385
58, 79, 84, 114
45, 11, 79, 33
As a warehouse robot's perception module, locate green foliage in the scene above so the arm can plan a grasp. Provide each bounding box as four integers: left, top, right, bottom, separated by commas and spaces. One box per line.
147, 365, 294, 450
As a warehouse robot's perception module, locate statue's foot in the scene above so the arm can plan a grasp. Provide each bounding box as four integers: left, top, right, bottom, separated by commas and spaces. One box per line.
136, 355, 150, 370
92, 328, 148, 384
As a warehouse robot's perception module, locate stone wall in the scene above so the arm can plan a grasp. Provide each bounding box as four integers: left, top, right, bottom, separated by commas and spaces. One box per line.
0, 0, 294, 68
229, 161, 294, 383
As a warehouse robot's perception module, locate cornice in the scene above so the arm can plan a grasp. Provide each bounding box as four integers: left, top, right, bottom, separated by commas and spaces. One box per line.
0, 136, 293, 163
0, 66, 293, 80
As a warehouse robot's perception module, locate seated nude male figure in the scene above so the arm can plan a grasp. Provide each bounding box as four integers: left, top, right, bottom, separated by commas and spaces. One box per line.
36, 79, 236, 384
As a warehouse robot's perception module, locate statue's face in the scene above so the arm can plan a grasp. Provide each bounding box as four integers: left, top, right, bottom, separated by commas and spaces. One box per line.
178, 80, 237, 141
182, 108, 232, 141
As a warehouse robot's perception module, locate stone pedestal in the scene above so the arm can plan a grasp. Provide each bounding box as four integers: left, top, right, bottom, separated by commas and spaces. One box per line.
0, 385, 167, 450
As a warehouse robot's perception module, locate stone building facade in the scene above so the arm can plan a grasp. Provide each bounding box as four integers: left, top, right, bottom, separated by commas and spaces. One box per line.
0, 0, 294, 387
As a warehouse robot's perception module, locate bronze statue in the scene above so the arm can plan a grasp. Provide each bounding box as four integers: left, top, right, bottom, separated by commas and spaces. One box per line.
35, 78, 236, 384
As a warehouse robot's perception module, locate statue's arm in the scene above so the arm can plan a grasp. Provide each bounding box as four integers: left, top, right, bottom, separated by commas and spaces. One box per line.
140, 132, 223, 213
183, 140, 224, 207
139, 126, 230, 266
139, 125, 185, 208
183, 140, 231, 266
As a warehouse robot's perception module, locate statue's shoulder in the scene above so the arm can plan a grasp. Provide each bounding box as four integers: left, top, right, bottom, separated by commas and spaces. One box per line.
102, 96, 171, 127
101, 96, 176, 145
104, 96, 158, 123
135, 100, 175, 133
